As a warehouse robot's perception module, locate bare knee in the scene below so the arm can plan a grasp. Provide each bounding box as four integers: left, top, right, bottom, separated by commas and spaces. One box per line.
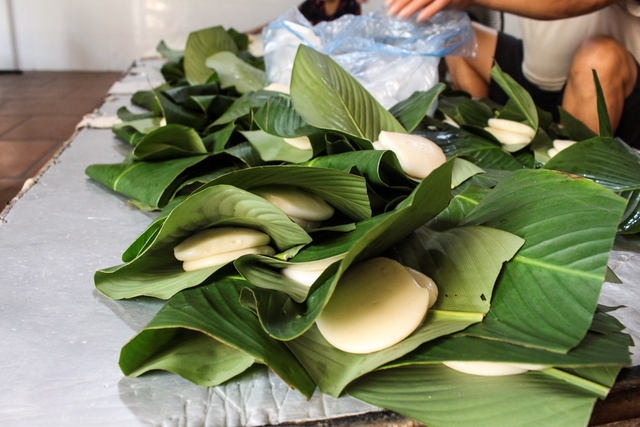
569, 36, 637, 96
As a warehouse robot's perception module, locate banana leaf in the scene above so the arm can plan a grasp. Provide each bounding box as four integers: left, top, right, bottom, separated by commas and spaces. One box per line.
120, 277, 316, 398
163, 83, 220, 104
85, 155, 208, 209
253, 95, 317, 138
240, 159, 454, 341
618, 189, 640, 233
543, 137, 640, 192
193, 165, 371, 222
491, 62, 538, 130
460, 169, 627, 352
156, 40, 184, 62
303, 150, 414, 202
157, 92, 207, 129
132, 87, 166, 112
94, 185, 312, 299
347, 364, 606, 427
389, 83, 445, 132
592, 70, 613, 137
290, 45, 406, 143
426, 185, 490, 231
558, 107, 598, 142
205, 51, 267, 94
184, 26, 238, 85
240, 130, 313, 163
116, 106, 157, 122
160, 61, 186, 86
438, 94, 494, 128
132, 124, 207, 160
212, 90, 279, 126
227, 28, 249, 51
451, 158, 484, 188
112, 117, 165, 146
413, 121, 526, 171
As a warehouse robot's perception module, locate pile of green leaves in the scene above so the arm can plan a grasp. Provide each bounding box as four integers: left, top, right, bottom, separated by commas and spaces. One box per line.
86, 24, 638, 427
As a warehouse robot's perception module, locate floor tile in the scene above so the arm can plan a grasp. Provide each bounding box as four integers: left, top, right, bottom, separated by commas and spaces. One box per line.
0, 98, 104, 116
0, 116, 29, 136
0, 140, 60, 178
2, 116, 82, 141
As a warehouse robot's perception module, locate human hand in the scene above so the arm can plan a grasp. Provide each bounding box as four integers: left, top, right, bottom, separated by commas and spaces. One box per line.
386, 0, 473, 21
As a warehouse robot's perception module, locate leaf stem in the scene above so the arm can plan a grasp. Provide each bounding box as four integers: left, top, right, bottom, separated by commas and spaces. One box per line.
539, 368, 610, 399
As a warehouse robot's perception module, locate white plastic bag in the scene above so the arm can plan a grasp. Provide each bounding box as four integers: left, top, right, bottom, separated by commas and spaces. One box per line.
263, 7, 475, 109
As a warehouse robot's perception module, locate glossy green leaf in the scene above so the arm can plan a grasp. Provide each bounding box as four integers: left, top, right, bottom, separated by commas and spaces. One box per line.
451, 158, 484, 188
389, 84, 445, 132
426, 185, 490, 231
85, 155, 208, 209
461, 169, 627, 352
593, 70, 613, 137
156, 40, 184, 62
184, 26, 238, 85
133, 124, 207, 160
193, 165, 372, 222
290, 45, 406, 142
287, 312, 483, 397
157, 92, 207, 129
347, 364, 601, 427
386, 225, 524, 313
121, 328, 254, 387
254, 95, 318, 138
95, 185, 311, 299
490, 62, 538, 129
213, 90, 278, 126
438, 94, 494, 128
558, 107, 598, 141
206, 51, 267, 93
543, 137, 640, 192
121, 278, 316, 398
116, 106, 157, 122
618, 189, 640, 233
240, 130, 313, 163
243, 159, 454, 340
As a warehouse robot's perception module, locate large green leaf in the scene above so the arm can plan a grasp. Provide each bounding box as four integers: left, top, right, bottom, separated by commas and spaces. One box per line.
490, 62, 538, 129
95, 185, 311, 299
205, 51, 267, 93
240, 130, 313, 163
193, 165, 372, 222
460, 169, 627, 352
593, 70, 613, 137
426, 185, 490, 231
120, 278, 316, 398
287, 312, 483, 397
212, 90, 278, 126
543, 137, 640, 192
290, 45, 406, 142
558, 107, 598, 141
389, 84, 446, 132
133, 124, 207, 160
347, 364, 601, 427
157, 92, 207, 129
242, 159, 454, 340
438, 94, 495, 128
85, 155, 208, 209
618, 189, 640, 233
253, 95, 317, 138
120, 328, 254, 387
184, 26, 238, 85
156, 40, 184, 62
385, 225, 524, 314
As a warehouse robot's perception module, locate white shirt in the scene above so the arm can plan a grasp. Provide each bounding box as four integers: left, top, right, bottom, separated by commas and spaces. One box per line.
519, 0, 640, 91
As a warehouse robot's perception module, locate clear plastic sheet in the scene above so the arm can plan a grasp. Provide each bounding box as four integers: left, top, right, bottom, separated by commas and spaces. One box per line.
263, 7, 476, 109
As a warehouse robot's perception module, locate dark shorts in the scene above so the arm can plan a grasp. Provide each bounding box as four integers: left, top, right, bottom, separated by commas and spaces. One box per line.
488, 32, 640, 149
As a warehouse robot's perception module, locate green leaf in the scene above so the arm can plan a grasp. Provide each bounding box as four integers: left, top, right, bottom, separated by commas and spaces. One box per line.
490, 62, 538, 129
254, 95, 316, 138
193, 165, 372, 222
240, 130, 313, 163
438, 94, 494, 128
213, 90, 278, 126
133, 124, 207, 160
347, 364, 601, 427
85, 155, 208, 209
461, 169, 627, 352
618, 189, 640, 233
120, 328, 254, 387
226, 28, 249, 51
156, 40, 184, 62
121, 278, 316, 398
205, 51, 268, 94
290, 45, 406, 142
157, 92, 207, 129
95, 185, 312, 299
426, 185, 490, 231
184, 26, 238, 85
386, 226, 524, 314
287, 312, 483, 397
116, 106, 157, 122
451, 158, 484, 188
244, 159, 455, 340
543, 137, 640, 192
389, 84, 446, 132
132, 88, 166, 113
593, 70, 613, 137
558, 107, 598, 141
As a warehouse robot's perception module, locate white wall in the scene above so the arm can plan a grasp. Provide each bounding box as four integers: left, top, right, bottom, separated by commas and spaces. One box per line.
8, 0, 384, 72
0, 0, 16, 69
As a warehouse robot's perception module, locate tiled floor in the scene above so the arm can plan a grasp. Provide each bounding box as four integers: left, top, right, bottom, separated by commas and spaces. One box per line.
0, 71, 122, 209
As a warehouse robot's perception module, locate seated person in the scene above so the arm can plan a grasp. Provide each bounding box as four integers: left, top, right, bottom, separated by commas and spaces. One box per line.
300, 0, 364, 25
386, 0, 640, 148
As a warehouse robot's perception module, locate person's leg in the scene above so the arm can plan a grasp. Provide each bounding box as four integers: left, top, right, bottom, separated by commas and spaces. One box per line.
445, 21, 498, 98
563, 35, 638, 136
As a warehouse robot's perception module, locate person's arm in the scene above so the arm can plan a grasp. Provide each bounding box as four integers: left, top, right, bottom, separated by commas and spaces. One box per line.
386, 0, 622, 22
